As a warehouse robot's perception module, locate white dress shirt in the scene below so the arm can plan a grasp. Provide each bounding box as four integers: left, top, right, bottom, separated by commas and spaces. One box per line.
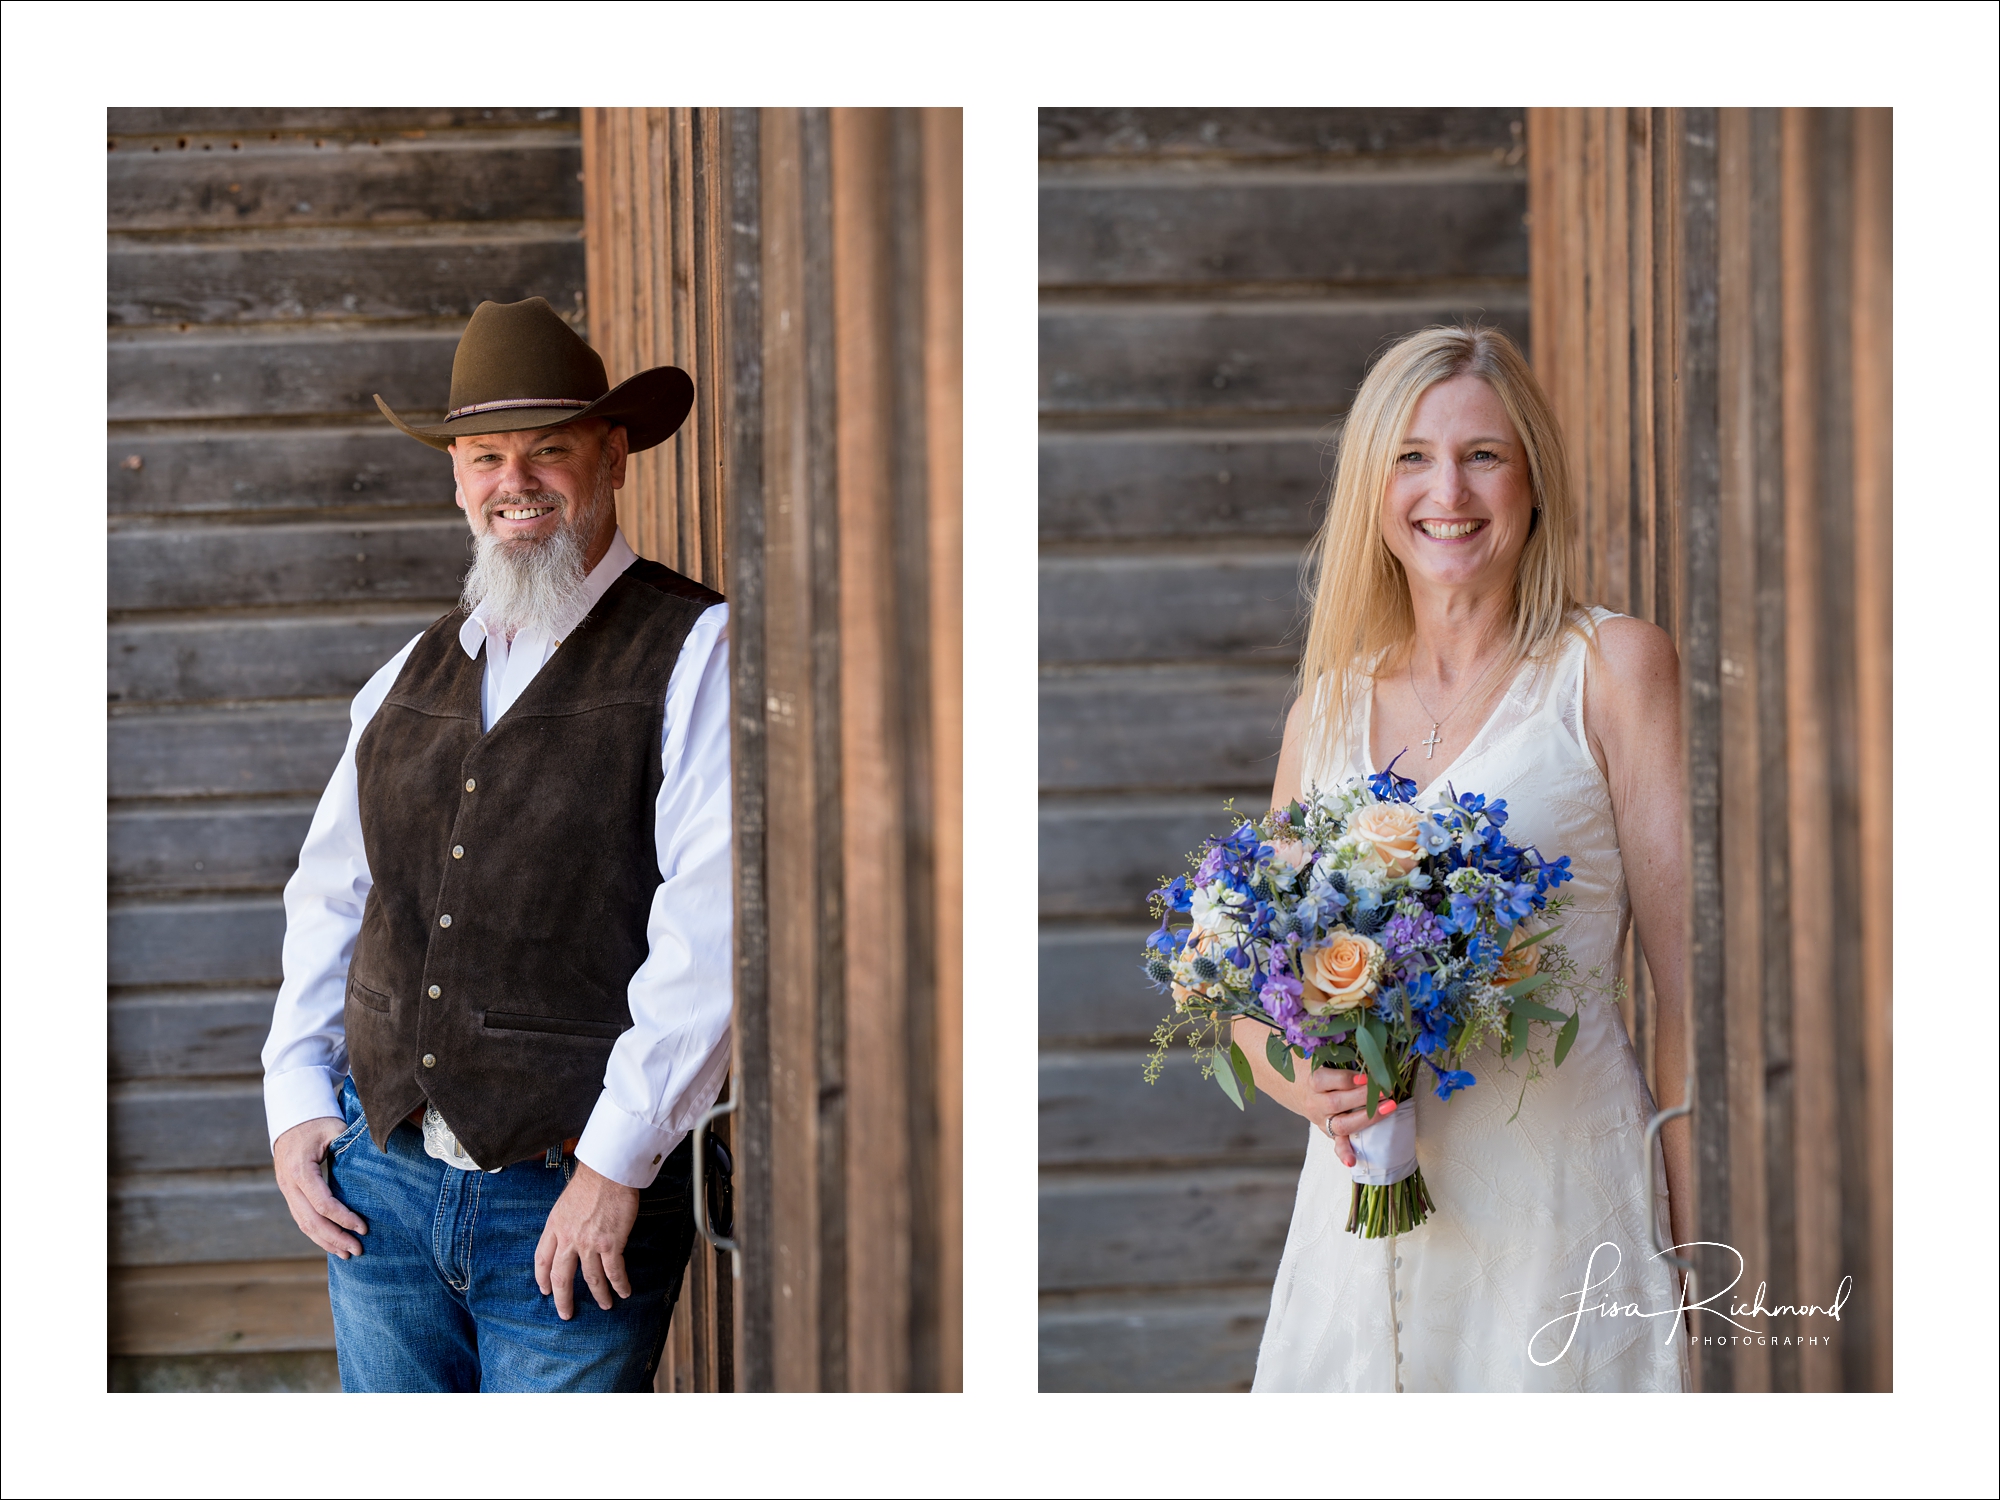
261, 531, 732, 1189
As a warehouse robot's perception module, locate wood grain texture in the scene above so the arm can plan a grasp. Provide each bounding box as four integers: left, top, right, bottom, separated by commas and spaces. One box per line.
1039, 108, 1521, 161
108, 426, 452, 516
110, 702, 351, 799
922, 105, 966, 1394
109, 139, 582, 230
110, 897, 285, 988
111, 1260, 333, 1356
1039, 549, 1305, 664
109, 518, 467, 611
1039, 924, 1166, 1044
1040, 793, 1266, 921
109, 107, 578, 135
109, 799, 316, 894
1040, 1050, 1310, 1167
108, 609, 440, 704
110, 991, 276, 1079
109, 232, 584, 328
1041, 174, 1526, 287
109, 326, 460, 422
109, 1350, 340, 1392
111, 1168, 307, 1266
1040, 665, 1292, 792
1038, 1287, 1273, 1392
1040, 296, 1530, 418
1039, 428, 1330, 542
112, 1080, 270, 1174
1040, 1167, 1299, 1290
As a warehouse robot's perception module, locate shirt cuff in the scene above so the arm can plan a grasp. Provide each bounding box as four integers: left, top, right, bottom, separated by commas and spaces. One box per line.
575, 1092, 687, 1189
264, 1066, 346, 1150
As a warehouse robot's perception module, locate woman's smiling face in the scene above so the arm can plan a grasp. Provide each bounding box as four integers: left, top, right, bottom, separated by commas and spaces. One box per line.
1380, 373, 1535, 596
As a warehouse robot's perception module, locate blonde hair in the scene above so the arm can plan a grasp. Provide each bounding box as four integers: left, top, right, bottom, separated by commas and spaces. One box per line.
1297, 324, 1582, 770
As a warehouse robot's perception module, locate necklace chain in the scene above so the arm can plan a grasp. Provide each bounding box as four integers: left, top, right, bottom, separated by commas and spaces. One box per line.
1407, 648, 1504, 758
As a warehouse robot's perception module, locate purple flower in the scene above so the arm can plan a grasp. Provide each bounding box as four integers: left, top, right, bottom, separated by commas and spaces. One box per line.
1382, 910, 1445, 962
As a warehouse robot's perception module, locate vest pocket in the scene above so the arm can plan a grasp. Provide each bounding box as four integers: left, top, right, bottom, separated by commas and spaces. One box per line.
347, 976, 393, 1013
480, 1010, 630, 1041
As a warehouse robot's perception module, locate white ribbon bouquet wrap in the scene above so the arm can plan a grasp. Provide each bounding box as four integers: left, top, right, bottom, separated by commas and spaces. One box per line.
1344, 1094, 1418, 1188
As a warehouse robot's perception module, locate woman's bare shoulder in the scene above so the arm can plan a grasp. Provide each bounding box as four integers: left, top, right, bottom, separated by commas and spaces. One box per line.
1591, 613, 1678, 695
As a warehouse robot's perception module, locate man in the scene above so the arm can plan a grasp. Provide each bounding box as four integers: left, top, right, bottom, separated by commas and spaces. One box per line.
260, 297, 731, 1392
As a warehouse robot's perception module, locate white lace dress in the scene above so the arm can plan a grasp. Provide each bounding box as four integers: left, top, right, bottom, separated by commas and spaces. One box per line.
1252, 609, 1690, 1393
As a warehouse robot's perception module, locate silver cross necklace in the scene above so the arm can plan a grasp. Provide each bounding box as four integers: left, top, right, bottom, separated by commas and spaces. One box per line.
1407, 652, 1494, 760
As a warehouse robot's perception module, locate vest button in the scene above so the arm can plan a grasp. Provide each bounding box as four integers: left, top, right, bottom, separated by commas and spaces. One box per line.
465, 778, 476, 792
452, 845, 464, 859
438, 914, 452, 928
422, 1054, 436, 1068
428, 984, 441, 998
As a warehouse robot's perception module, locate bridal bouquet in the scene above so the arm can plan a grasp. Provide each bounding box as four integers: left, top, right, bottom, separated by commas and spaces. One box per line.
1142, 757, 1583, 1238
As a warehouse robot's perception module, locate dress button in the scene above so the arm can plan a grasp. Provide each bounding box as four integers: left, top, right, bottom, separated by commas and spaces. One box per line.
428, 985, 441, 999
1394, 1256, 1403, 1269
465, 778, 476, 792
422, 1054, 436, 1068
1396, 1289, 1404, 1302
1396, 1320, 1403, 1333
439, 914, 452, 928
1396, 1350, 1404, 1364
452, 845, 464, 859
1395, 1382, 1404, 1393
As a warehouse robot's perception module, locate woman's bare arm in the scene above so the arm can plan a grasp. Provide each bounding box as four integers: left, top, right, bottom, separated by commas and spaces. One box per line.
1232, 692, 1384, 1158
1583, 616, 1694, 1254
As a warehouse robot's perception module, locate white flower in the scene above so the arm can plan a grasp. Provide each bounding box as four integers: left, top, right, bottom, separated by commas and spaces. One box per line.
1189, 883, 1248, 937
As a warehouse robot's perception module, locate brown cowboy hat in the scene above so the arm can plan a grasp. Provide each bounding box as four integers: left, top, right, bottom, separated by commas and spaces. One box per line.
374, 296, 693, 453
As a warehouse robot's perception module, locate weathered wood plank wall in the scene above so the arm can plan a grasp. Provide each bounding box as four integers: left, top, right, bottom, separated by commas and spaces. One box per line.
588, 107, 963, 1392
1037, 108, 1529, 1391
1527, 107, 1891, 1393
580, 106, 736, 1395
107, 107, 584, 1391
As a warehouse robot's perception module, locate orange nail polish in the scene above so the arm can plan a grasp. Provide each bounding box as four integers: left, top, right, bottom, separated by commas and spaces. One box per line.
1379, 1099, 1396, 1114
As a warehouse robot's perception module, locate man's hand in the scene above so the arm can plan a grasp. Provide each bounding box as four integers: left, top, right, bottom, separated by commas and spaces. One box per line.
535, 1161, 640, 1320
274, 1116, 369, 1257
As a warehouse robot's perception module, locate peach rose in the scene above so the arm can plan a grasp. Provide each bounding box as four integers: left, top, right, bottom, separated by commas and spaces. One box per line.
1346, 802, 1426, 878
1494, 926, 1543, 986
1299, 928, 1385, 1015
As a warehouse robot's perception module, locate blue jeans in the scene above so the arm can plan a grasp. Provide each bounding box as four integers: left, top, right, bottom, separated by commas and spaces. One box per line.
324, 1077, 695, 1392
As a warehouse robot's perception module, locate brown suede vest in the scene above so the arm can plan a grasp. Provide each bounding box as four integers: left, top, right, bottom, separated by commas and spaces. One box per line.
344, 557, 723, 1168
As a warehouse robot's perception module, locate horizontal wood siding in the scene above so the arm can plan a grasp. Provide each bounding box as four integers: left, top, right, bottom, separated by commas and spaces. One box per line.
1037, 108, 1527, 1390
106, 107, 585, 1390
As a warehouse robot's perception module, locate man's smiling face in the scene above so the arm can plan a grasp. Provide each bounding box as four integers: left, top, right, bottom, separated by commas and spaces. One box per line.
449, 419, 628, 563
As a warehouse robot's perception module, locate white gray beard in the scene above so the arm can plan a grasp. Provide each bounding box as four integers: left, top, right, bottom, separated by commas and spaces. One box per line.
459, 494, 595, 640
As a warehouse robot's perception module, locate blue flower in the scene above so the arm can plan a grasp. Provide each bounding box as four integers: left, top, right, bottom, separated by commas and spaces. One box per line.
1431, 1067, 1477, 1100
1367, 750, 1420, 804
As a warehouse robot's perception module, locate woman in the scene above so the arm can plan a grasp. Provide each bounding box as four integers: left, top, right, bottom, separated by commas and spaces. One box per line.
1240, 325, 1691, 1392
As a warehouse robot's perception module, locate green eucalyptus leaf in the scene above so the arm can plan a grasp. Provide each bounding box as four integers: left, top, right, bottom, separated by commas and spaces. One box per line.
1353, 1023, 1393, 1092
1212, 1047, 1245, 1110
1508, 1008, 1532, 1059
1505, 925, 1563, 953
1510, 997, 1569, 1026
1504, 973, 1554, 1000
1265, 1031, 1296, 1083
1228, 1040, 1257, 1105
1554, 1008, 1581, 1067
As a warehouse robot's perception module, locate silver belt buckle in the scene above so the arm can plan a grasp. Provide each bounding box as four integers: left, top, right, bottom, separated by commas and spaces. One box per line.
421, 1103, 488, 1172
